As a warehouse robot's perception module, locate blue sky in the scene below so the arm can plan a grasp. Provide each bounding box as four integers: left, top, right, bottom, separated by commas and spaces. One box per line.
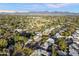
0, 3, 79, 13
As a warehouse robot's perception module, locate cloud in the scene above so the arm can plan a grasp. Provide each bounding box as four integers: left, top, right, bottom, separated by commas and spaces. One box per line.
46, 3, 70, 8
0, 10, 16, 13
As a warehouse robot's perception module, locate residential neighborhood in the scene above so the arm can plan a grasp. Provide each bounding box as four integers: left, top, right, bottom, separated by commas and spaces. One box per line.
0, 3, 79, 56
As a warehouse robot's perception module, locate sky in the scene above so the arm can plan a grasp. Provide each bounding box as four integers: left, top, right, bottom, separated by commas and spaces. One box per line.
0, 3, 79, 13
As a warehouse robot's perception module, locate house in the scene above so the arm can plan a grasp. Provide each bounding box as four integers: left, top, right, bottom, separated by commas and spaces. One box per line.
30, 49, 48, 56
14, 29, 23, 32
47, 38, 55, 44
69, 46, 78, 56
41, 42, 49, 50
57, 50, 67, 56
41, 38, 55, 50
76, 30, 79, 34
54, 33, 63, 38
71, 43, 79, 50
35, 32, 42, 36
72, 31, 79, 44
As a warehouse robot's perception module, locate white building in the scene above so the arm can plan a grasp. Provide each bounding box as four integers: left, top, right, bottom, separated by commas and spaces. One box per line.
47, 38, 55, 44
69, 45, 78, 56
14, 29, 23, 32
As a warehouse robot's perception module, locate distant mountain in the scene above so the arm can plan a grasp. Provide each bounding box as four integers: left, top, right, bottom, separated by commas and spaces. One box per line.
25, 11, 79, 16
0, 10, 79, 16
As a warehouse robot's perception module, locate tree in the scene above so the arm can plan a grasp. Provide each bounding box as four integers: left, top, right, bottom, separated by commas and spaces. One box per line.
23, 47, 33, 56
40, 35, 48, 45
50, 30, 56, 36
60, 31, 71, 36
0, 39, 8, 48
52, 45, 58, 56
14, 35, 27, 43
56, 38, 67, 51
13, 42, 23, 55
14, 42, 23, 51
0, 29, 6, 35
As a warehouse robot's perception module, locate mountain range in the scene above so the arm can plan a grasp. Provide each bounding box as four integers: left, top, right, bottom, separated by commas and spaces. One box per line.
0, 10, 79, 16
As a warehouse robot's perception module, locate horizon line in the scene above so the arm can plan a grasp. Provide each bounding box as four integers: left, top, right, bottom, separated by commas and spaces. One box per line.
0, 10, 78, 13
